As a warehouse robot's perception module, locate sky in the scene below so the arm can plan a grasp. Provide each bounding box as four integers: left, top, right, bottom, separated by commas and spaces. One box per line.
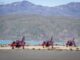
0, 0, 80, 7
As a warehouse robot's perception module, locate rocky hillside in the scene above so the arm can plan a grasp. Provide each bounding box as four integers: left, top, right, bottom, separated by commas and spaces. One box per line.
0, 14, 80, 41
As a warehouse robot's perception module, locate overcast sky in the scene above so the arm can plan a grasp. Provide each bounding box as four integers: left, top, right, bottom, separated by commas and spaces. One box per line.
0, 0, 80, 7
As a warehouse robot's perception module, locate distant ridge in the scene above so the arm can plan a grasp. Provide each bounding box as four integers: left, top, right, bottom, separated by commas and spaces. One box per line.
0, 1, 80, 17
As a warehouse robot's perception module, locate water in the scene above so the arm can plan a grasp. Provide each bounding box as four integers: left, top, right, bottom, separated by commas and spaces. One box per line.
0, 39, 65, 45
0, 40, 12, 45
26, 40, 43, 45
0, 40, 43, 45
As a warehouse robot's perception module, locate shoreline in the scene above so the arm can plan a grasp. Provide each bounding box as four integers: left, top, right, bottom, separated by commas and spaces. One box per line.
0, 45, 80, 51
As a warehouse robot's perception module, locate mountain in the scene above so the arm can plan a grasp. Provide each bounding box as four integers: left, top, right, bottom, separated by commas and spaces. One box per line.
0, 1, 80, 45
0, 1, 80, 17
